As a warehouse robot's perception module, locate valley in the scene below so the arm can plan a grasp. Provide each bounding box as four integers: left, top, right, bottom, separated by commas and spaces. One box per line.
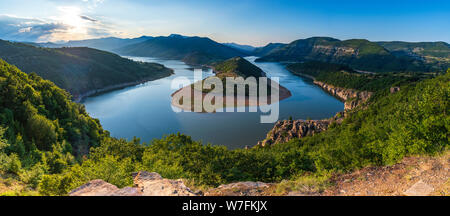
0, 32, 447, 197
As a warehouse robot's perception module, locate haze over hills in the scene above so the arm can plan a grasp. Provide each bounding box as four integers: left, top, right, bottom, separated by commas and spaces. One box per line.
252, 43, 287, 57
222, 43, 256, 54
255, 37, 433, 73
21, 34, 449, 73
31, 36, 153, 52
114, 34, 248, 65
0, 39, 173, 101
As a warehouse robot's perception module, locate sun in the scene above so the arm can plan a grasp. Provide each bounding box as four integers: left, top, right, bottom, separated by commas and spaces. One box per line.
58, 6, 85, 33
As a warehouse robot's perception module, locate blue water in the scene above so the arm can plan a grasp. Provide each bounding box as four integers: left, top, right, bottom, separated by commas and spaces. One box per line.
83, 56, 344, 149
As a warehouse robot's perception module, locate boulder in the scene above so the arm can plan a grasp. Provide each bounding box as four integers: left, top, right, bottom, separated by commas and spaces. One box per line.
403, 180, 434, 196
69, 179, 141, 196
69, 171, 196, 196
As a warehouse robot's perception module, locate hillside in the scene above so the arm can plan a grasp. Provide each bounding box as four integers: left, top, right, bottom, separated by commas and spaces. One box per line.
0, 59, 105, 157
212, 56, 266, 78
0, 39, 173, 100
256, 37, 430, 73
115, 34, 247, 65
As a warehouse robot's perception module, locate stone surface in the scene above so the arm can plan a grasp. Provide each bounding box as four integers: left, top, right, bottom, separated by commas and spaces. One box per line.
69, 179, 121, 196
403, 180, 434, 196
70, 171, 196, 196
133, 171, 196, 196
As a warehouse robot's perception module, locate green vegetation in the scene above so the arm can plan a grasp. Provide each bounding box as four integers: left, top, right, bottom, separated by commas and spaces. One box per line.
115, 35, 247, 65
0, 40, 173, 100
0, 58, 448, 196
256, 37, 436, 73
287, 61, 433, 91
212, 57, 265, 78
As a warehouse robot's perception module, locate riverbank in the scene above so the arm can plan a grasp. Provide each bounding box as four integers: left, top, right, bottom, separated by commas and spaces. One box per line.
73, 72, 174, 103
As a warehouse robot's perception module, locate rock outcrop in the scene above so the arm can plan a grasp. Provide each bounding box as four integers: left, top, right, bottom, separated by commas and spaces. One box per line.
69, 171, 196, 196
257, 119, 331, 147
313, 80, 373, 110
256, 79, 374, 147
132, 171, 196, 196
69, 179, 141, 196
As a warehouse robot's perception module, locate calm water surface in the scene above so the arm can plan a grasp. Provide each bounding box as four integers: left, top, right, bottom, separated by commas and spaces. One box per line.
83, 56, 343, 149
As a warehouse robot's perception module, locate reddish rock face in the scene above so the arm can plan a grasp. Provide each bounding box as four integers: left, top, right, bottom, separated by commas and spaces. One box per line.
313, 80, 373, 111
257, 119, 330, 147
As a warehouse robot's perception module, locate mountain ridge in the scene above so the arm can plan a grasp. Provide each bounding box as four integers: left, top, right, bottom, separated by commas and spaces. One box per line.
256, 37, 434, 73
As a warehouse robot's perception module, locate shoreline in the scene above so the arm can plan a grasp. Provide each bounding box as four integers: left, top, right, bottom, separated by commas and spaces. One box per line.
170, 81, 292, 112
73, 73, 173, 103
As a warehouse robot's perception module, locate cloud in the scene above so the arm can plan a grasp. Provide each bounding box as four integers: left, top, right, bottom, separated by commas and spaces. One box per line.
0, 15, 69, 42
0, 13, 118, 42
80, 15, 97, 22
0, 0, 115, 42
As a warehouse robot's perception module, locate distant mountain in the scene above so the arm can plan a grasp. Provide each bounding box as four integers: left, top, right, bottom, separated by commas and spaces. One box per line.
0, 39, 173, 100
252, 43, 286, 56
222, 43, 256, 54
377, 41, 450, 71
377, 41, 450, 58
35, 36, 153, 52
115, 35, 248, 65
256, 37, 430, 73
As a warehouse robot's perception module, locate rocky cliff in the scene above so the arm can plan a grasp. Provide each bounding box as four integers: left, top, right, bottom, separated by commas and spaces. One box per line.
256, 80, 373, 147
257, 119, 332, 147
313, 80, 373, 110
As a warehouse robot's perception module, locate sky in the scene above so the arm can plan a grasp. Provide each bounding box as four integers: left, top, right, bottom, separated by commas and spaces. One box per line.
0, 0, 449, 46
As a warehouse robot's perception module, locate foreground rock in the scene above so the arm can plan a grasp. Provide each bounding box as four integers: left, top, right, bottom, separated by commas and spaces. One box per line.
69, 179, 141, 196
132, 171, 196, 196
69, 171, 196, 196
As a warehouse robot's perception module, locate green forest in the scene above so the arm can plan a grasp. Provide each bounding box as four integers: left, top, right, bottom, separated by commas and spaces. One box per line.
286, 61, 435, 91
0, 58, 448, 195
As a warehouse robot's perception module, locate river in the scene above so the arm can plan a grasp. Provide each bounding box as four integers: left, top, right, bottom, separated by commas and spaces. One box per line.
82, 56, 344, 149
